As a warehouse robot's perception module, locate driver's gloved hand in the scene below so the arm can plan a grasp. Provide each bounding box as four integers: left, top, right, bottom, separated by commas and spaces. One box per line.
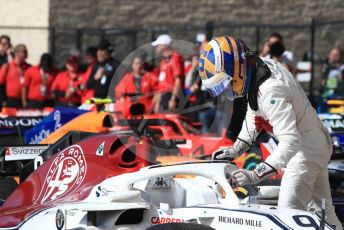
212, 139, 250, 161
231, 162, 277, 186
212, 147, 241, 161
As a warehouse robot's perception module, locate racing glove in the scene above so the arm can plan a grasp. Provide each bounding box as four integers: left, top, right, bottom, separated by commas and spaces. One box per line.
212, 138, 250, 161
231, 162, 277, 186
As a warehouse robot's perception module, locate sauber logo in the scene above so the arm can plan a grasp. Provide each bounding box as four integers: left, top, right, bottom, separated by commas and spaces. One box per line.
37, 145, 87, 203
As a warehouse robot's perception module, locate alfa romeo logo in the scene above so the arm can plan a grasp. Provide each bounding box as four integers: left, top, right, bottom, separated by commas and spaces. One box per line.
37, 145, 87, 203
55, 209, 64, 230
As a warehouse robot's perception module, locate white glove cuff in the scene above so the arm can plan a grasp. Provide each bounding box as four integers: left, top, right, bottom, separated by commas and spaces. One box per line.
253, 162, 277, 180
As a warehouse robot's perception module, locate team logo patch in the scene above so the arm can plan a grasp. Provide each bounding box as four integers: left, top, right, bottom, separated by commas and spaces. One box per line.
96, 141, 105, 156
55, 209, 64, 230
37, 145, 87, 203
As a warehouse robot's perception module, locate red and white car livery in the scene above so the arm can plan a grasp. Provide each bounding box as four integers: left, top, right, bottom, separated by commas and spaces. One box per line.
0, 139, 334, 230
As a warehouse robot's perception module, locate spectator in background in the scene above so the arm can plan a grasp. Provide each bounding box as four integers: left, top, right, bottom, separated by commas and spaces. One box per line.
86, 39, 120, 101
0, 35, 12, 107
115, 55, 158, 114
321, 47, 344, 98
270, 42, 286, 64
137, 49, 159, 76
260, 32, 294, 72
51, 55, 82, 107
0, 44, 31, 108
152, 34, 184, 112
22, 53, 58, 109
0, 35, 12, 67
79, 46, 97, 103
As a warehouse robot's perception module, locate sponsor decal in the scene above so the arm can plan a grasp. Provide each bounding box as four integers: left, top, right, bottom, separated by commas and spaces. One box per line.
151, 217, 184, 224
96, 141, 105, 156
28, 110, 62, 144
25, 107, 87, 144
218, 216, 262, 227
147, 177, 172, 189
28, 129, 51, 144
36, 145, 87, 203
95, 185, 114, 197
54, 110, 62, 131
4, 146, 49, 161
55, 209, 64, 230
0, 117, 42, 129
322, 119, 344, 130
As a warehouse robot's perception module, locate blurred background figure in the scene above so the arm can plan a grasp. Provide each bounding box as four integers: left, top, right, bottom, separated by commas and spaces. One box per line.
0, 44, 30, 108
321, 47, 344, 98
86, 39, 120, 103
152, 34, 184, 112
115, 54, 158, 114
270, 42, 286, 64
0, 35, 12, 108
51, 55, 82, 107
22, 53, 58, 109
79, 46, 97, 103
0, 35, 12, 67
260, 32, 295, 72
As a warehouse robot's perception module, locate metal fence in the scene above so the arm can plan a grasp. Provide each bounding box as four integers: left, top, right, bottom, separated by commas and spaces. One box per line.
1, 18, 344, 104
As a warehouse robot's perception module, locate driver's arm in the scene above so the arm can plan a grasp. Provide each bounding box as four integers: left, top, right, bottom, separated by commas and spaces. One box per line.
233, 104, 259, 152
260, 85, 300, 170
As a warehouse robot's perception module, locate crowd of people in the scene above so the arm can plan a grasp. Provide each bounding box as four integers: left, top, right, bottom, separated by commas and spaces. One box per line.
0, 32, 343, 132
0, 36, 120, 109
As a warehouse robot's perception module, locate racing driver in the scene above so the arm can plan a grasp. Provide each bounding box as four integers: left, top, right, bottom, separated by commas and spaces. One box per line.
199, 36, 342, 229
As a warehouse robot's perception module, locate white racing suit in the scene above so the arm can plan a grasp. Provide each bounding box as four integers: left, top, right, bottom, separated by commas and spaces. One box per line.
234, 58, 342, 229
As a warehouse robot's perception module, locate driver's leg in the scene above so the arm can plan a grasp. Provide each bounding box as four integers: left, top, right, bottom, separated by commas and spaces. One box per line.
278, 156, 315, 211
312, 167, 342, 230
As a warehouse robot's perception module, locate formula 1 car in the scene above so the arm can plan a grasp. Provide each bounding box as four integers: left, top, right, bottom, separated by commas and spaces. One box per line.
114, 113, 234, 158
24, 106, 88, 144
0, 133, 333, 230
38, 110, 278, 184
0, 107, 53, 145
317, 99, 344, 224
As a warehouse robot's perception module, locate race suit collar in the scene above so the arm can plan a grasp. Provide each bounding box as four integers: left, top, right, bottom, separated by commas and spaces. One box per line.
248, 54, 271, 111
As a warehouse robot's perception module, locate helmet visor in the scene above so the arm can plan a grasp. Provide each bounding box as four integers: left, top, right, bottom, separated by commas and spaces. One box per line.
202, 72, 232, 97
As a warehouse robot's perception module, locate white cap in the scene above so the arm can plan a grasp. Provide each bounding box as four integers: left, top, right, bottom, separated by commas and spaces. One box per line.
152, 34, 172, 46
196, 33, 207, 43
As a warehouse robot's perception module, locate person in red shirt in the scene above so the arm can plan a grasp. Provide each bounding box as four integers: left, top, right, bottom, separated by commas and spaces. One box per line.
0, 44, 30, 108
51, 55, 82, 107
79, 46, 97, 103
115, 55, 158, 114
151, 34, 184, 112
21, 53, 58, 109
